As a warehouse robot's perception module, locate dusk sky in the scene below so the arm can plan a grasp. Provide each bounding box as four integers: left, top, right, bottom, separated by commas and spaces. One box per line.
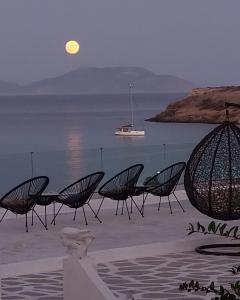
0, 0, 240, 86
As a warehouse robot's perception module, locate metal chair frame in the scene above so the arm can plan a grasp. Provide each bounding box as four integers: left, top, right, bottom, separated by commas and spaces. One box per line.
97, 164, 144, 220
142, 162, 186, 215
51, 172, 104, 225
0, 176, 49, 232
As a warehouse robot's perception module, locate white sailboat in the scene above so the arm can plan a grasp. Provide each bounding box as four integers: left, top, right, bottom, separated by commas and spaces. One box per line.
115, 84, 145, 136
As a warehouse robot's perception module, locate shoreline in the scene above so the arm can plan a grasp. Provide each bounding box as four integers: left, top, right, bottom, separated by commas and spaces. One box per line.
145, 118, 222, 124
147, 86, 240, 124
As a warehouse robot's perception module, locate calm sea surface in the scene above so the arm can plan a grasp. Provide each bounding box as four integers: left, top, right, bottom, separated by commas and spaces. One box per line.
0, 93, 215, 191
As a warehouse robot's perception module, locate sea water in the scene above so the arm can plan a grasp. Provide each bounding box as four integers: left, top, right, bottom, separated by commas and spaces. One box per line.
0, 93, 214, 192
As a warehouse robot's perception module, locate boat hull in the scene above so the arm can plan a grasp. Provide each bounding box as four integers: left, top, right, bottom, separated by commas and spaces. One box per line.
115, 130, 145, 136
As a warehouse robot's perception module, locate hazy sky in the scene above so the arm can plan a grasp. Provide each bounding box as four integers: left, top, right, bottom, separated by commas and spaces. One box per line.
0, 0, 240, 86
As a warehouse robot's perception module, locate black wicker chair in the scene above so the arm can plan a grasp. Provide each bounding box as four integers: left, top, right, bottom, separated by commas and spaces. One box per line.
142, 162, 186, 214
51, 172, 104, 225
184, 120, 240, 256
184, 121, 240, 221
97, 164, 144, 220
0, 176, 49, 232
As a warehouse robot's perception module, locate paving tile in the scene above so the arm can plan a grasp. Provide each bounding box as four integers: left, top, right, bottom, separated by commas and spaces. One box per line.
2, 251, 240, 299
97, 251, 240, 299
2, 271, 63, 300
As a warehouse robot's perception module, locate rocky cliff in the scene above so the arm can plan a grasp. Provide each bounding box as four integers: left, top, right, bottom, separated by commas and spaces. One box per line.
148, 86, 240, 124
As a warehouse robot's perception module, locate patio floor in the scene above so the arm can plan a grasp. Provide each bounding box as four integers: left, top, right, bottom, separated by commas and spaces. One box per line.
0, 192, 209, 265
1, 192, 240, 299
98, 251, 238, 300
2, 251, 239, 300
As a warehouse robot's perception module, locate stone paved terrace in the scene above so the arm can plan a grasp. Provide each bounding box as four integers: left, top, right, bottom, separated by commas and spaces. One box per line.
98, 252, 239, 300
1, 193, 240, 299
2, 271, 63, 300
2, 251, 240, 299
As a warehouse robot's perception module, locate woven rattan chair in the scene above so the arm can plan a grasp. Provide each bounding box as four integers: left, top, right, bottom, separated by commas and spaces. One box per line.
51, 172, 104, 225
184, 121, 240, 221
0, 176, 49, 232
142, 162, 186, 214
97, 164, 144, 220
184, 119, 240, 256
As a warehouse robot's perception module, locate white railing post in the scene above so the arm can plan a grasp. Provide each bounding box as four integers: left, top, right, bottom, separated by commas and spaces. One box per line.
61, 228, 119, 300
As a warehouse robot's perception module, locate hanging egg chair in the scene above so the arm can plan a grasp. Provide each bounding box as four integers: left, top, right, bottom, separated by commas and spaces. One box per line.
184, 102, 240, 255
184, 120, 240, 220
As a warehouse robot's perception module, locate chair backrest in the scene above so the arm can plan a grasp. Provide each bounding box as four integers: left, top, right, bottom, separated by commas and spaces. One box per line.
145, 162, 186, 195
98, 164, 144, 198
59, 172, 105, 207
0, 176, 49, 214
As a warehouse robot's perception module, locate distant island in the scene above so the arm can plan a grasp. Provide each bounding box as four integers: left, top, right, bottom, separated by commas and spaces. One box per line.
0, 67, 193, 95
147, 86, 240, 124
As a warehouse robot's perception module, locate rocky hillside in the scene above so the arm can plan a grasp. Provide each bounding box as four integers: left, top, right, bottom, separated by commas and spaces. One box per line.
0, 67, 194, 95
21, 67, 193, 94
148, 86, 240, 124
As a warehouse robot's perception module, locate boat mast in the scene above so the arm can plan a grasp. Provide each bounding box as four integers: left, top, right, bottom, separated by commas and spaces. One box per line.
129, 83, 134, 127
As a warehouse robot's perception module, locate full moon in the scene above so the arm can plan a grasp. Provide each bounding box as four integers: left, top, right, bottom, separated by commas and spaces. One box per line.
65, 40, 80, 55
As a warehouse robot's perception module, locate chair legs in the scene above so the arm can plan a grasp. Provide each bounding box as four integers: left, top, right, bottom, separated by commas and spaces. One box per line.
51, 204, 63, 224
82, 206, 88, 226
173, 192, 185, 212
124, 200, 131, 220
115, 201, 119, 216
96, 197, 104, 217
121, 201, 124, 215
53, 202, 56, 225
156, 193, 184, 214
168, 195, 173, 214
31, 209, 34, 226
0, 209, 46, 232
72, 205, 102, 226
44, 205, 47, 226
0, 209, 8, 223
118, 199, 143, 220
31, 205, 48, 228
87, 203, 102, 223
115, 200, 126, 216
51, 202, 102, 225
158, 197, 162, 211
73, 208, 77, 221
25, 213, 28, 232
96, 196, 143, 220
32, 209, 48, 230
130, 197, 144, 217
140, 193, 148, 217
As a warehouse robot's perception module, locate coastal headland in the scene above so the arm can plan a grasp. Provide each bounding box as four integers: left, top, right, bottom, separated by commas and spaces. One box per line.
0, 67, 193, 95
148, 86, 240, 124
